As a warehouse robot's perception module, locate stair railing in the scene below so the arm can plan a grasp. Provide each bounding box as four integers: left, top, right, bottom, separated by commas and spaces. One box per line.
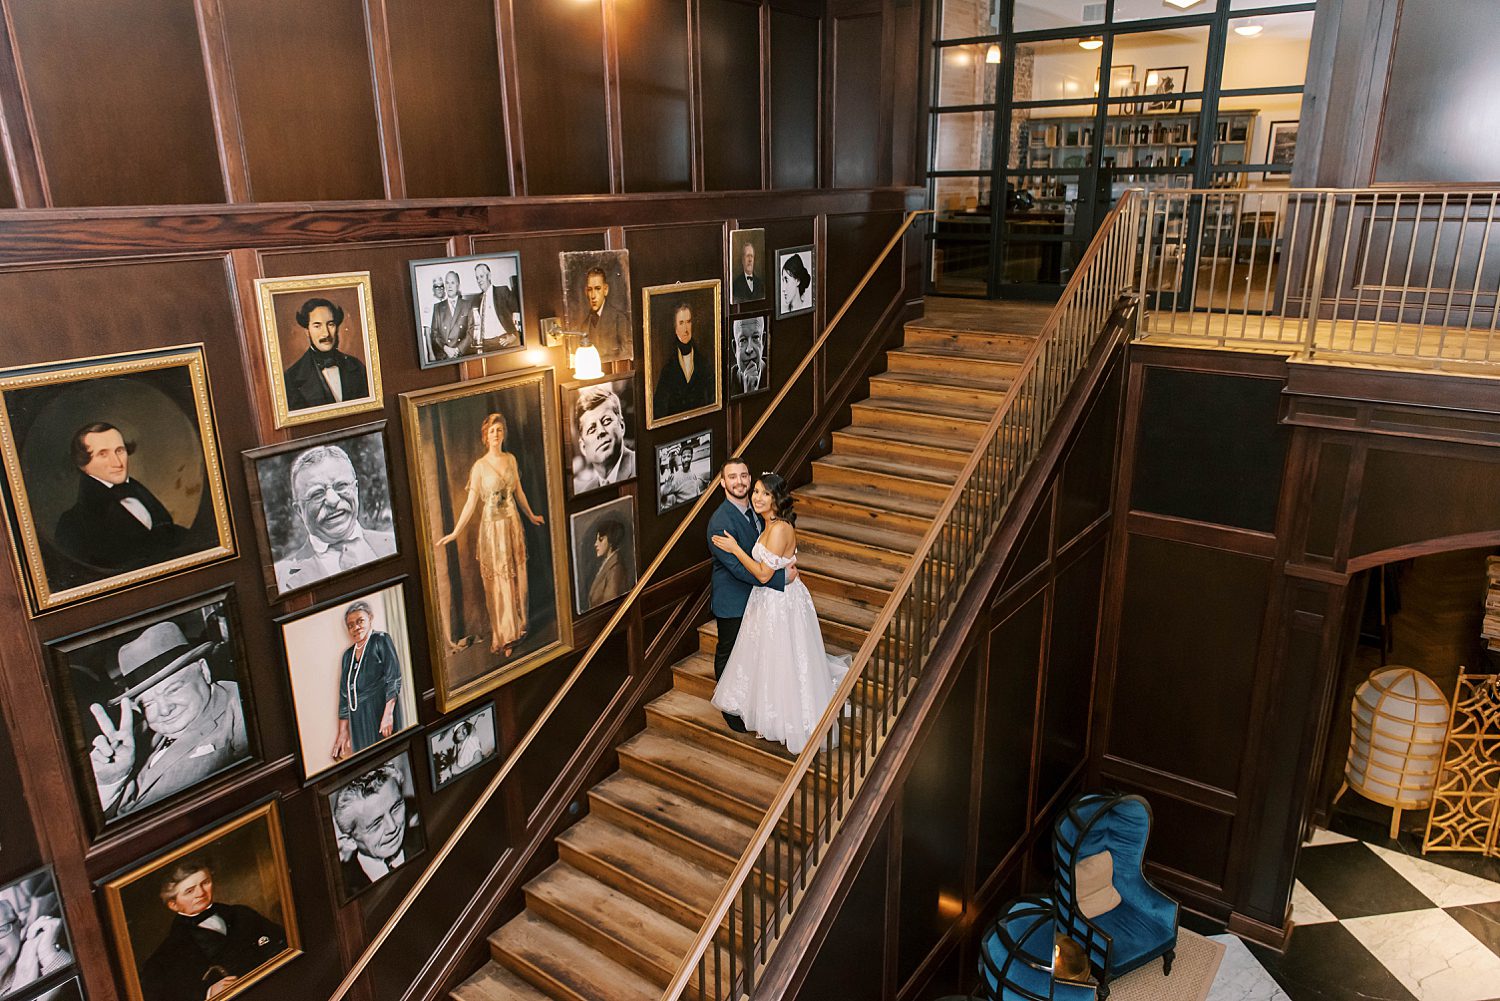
662, 190, 1143, 1001
328, 208, 931, 1001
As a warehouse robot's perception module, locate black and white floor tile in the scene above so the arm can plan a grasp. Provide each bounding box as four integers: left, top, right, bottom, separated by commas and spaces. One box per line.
1203, 821, 1500, 1001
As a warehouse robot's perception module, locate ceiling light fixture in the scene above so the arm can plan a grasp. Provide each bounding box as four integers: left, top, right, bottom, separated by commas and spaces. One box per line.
1234, 22, 1264, 36
1163, 0, 1207, 9
985, 43, 1002, 64
1078, 36, 1104, 50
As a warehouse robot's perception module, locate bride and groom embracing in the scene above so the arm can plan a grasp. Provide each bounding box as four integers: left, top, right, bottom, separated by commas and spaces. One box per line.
706, 457, 850, 755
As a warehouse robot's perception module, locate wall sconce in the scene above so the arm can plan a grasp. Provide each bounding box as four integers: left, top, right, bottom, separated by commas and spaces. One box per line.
985, 44, 1001, 64
567, 332, 604, 380
1234, 21, 1264, 36
1078, 36, 1104, 50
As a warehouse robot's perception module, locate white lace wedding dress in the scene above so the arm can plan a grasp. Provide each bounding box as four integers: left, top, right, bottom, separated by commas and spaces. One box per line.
711, 543, 852, 754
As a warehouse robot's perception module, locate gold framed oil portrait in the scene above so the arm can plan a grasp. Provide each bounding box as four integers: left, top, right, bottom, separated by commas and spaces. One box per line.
0, 345, 235, 615
254, 271, 384, 429
401, 368, 573, 711
642, 279, 722, 430
100, 799, 302, 1001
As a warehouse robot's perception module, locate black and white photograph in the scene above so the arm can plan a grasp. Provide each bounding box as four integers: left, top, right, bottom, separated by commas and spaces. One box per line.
775, 246, 815, 320
46, 589, 257, 831
728, 317, 769, 399
0, 868, 74, 1000
0, 346, 235, 614
244, 423, 398, 599
1268, 119, 1299, 167
324, 748, 426, 903
569, 496, 638, 615
654, 430, 713, 515
728, 228, 767, 305
560, 375, 637, 499
642, 280, 722, 430
408, 251, 525, 368
277, 580, 419, 780
560, 250, 633, 363
426, 702, 497, 790
254, 272, 384, 429
100, 801, 300, 1001
1144, 66, 1187, 113
16, 976, 84, 1001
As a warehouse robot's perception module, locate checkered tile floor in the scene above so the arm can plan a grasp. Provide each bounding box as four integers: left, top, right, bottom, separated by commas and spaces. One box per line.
1215, 824, 1500, 1001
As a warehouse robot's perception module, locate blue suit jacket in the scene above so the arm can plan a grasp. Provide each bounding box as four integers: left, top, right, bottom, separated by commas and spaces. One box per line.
708, 498, 785, 618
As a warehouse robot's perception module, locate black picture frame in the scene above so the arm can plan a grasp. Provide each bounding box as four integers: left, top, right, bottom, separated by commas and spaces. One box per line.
407, 251, 527, 369
426, 701, 498, 791
559, 374, 638, 500
727, 315, 771, 400
654, 429, 714, 515
320, 746, 427, 904
0, 866, 75, 1000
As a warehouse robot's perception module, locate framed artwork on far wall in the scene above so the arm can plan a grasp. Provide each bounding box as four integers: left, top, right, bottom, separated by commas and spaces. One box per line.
254, 271, 383, 429
728, 316, 770, 399
100, 800, 301, 1001
642, 280, 723, 430
276, 578, 420, 780
1268, 119, 1299, 168
0, 866, 75, 999
568, 495, 638, 615
321, 747, 426, 903
243, 421, 398, 600
408, 251, 526, 368
775, 246, 815, 319
654, 429, 713, 515
559, 374, 637, 499
1143, 66, 1187, 113
402, 369, 573, 711
728, 228, 767, 305
45, 587, 258, 834
427, 701, 497, 791
0, 345, 235, 614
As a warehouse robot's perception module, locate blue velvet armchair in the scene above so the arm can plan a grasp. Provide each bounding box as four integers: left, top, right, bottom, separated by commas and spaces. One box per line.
975, 896, 1097, 1001
1051, 793, 1179, 999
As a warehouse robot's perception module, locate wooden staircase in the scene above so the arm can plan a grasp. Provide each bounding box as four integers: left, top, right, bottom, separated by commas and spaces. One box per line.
451, 302, 1047, 1001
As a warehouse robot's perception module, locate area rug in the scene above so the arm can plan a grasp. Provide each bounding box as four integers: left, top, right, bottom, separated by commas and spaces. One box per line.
1106, 929, 1226, 1001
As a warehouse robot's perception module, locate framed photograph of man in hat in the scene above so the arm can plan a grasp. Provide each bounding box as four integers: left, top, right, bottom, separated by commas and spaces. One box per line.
276, 579, 419, 781
254, 272, 384, 430
243, 422, 398, 601
321, 747, 426, 903
409, 251, 526, 368
426, 702, 497, 791
100, 800, 301, 1001
45, 588, 258, 834
0, 345, 235, 615
0, 866, 75, 999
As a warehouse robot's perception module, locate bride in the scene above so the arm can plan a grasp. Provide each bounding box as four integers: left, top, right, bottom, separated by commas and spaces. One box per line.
710, 473, 850, 754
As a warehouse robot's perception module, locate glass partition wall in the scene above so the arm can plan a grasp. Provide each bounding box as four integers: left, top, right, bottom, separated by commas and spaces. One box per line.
928, 0, 1316, 297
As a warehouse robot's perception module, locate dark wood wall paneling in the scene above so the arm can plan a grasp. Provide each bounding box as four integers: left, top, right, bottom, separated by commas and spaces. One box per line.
769, 7, 821, 189
616, 0, 693, 192
699, 0, 763, 192
829, 7, 885, 189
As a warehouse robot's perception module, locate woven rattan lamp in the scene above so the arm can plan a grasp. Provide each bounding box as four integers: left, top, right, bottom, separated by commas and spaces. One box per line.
1339, 667, 1451, 839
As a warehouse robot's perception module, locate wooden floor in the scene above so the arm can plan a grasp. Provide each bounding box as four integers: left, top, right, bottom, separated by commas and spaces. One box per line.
451, 299, 1046, 1001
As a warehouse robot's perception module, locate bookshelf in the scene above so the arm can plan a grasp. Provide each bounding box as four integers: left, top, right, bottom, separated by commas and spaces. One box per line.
1019, 109, 1259, 175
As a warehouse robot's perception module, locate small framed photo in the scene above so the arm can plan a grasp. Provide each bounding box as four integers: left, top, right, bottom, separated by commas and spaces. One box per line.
728, 228, 767, 305
46, 588, 258, 832
323, 748, 426, 903
560, 375, 637, 499
775, 246, 815, 319
1143, 66, 1187, 113
569, 495, 638, 615
0, 345, 235, 614
243, 422, 398, 599
426, 702, 498, 791
254, 271, 384, 429
16, 977, 84, 1001
642, 280, 722, 430
560, 250, 634, 362
100, 800, 301, 1001
408, 251, 525, 368
1095, 63, 1134, 98
0, 867, 75, 999
728, 316, 770, 400
655, 430, 713, 515
276, 579, 420, 780
1267, 119, 1299, 167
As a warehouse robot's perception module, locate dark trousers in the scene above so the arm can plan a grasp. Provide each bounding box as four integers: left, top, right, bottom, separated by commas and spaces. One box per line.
714, 615, 747, 731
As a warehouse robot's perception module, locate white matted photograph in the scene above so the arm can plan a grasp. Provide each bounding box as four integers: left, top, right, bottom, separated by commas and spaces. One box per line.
408, 252, 525, 368
654, 430, 713, 515
427, 702, 498, 791
569, 495, 638, 615
276, 580, 419, 780
775, 246, 815, 319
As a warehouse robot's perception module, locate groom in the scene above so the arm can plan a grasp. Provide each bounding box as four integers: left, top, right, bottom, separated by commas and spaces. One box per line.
708, 457, 792, 731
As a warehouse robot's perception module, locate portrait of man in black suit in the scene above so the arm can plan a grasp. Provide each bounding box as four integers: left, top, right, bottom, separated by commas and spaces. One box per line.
281, 297, 370, 414
729, 228, 766, 305
561, 249, 634, 363
644, 280, 721, 429
728, 317, 769, 399
471, 262, 520, 350
328, 754, 425, 902
408, 252, 527, 368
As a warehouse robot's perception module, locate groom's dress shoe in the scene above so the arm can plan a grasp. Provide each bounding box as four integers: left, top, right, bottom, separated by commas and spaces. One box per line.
723, 712, 749, 733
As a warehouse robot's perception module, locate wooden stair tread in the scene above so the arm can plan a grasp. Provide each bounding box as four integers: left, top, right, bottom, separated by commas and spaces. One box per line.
489, 912, 658, 1001
675, 647, 885, 707
697, 617, 857, 659
814, 451, 959, 486
524, 863, 693, 982
833, 424, 974, 459
646, 689, 798, 768
811, 590, 879, 629
853, 395, 995, 423
894, 341, 1031, 363
453, 962, 555, 1001
795, 482, 943, 519
793, 548, 904, 590
589, 771, 759, 864
619, 729, 784, 809
556, 816, 722, 923
871, 368, 1015, 393
797, 514, 925, 555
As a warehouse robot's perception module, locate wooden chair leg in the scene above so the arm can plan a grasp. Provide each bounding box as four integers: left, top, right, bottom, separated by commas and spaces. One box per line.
1389, 806, 1402, 840
1333, 782, 1348, 804
1163, 949, 1176, 976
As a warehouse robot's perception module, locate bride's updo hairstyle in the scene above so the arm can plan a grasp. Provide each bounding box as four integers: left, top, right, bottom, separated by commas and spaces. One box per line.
757, 472, 796, 527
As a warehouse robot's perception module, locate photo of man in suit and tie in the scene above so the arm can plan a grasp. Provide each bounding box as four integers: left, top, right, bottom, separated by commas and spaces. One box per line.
729, 228, 766, 305
408, 252, 527, 368
561, 249, 634, 363
265, 438, 397, 595
281, 297, 371, 414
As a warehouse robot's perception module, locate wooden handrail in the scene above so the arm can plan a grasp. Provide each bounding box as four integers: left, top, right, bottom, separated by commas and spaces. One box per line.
657, 190, 1142, 1001
327, 209, 932, 1001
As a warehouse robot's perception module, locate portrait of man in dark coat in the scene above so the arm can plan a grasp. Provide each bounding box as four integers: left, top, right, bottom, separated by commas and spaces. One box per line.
281, 297, 369, 414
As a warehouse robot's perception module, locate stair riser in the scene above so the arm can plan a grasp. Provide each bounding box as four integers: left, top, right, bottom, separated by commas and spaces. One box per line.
672, 664, 887, 718
618, 749, 812, 843
885, 350, 1022, 384
587, 791, 739, 875
869, 376, 1007, 411
830, 430, 970, 472
487, 946, 597, 1001
521, 891, 674, 989
797, 530, 915, 570
811, 459, 950, 503
801, 570, 890, 614
644, 703, 791, 775
849, 402, 987, 444
817, 615, 869, 651
794, 490, 932, 537
902, 326, 1035, 358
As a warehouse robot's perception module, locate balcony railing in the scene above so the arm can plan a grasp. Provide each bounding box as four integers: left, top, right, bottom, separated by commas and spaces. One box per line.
1138, 187, 1500, 373
662, 190, 1142, 1001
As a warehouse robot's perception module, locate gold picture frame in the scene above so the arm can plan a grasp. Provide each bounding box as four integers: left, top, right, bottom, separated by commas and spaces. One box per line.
254, 271, 384, 429
101, 800, 302, 1001
401, 368, 573, 711
642, 279, 723, 430
0, 345, 235, 614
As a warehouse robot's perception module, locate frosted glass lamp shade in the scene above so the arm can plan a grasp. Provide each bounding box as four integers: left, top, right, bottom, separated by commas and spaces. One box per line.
1346, 667, 1450, 809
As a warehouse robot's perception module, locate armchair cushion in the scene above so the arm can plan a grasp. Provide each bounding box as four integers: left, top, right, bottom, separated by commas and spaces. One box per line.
1075, 851, 1121, 919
